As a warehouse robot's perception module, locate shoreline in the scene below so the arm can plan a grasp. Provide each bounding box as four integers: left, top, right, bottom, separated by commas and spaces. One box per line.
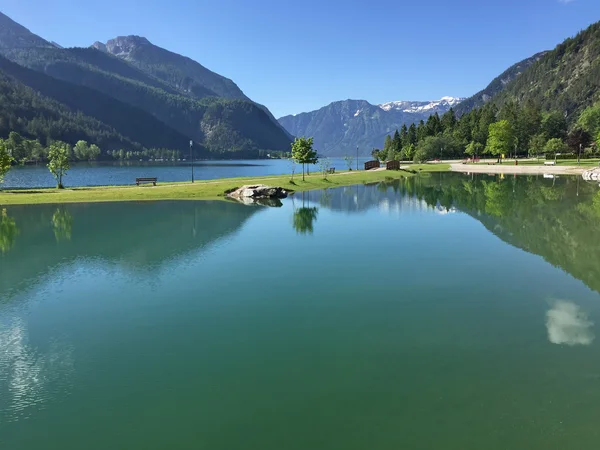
0, 165, 448, 206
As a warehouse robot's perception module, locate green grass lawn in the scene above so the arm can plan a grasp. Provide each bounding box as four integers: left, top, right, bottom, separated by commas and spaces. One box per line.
0, 164, 450, 205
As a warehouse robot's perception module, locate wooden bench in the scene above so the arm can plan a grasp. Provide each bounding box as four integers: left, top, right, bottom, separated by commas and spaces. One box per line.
136, 177, 157, 186
328, 167, 335, 174
544, 161, 556, 166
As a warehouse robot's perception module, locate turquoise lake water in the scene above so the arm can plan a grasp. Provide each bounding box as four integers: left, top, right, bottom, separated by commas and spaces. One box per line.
1, 173, 600, 449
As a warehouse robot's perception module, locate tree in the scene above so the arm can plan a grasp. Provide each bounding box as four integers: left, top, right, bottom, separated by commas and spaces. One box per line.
0, 139, 13, 186
528, 134, 547, 158
47, 141, 71, 189
343, 155, 354, 171
407, 123, 418, 146
465, 141, 483, 158
88, 144, 101, 161
383, 135, 393, 160
6, 131, 26, 163
291, 137, 317, 181
318, 157, 331, 179
567, 126, 592, 153
73, 140, 90, 160
392, 129, 402, 156
577, 103, 600, 137
542, 111, 567, 140
486, 120, 514, 162
403, 143, 416, 161
400, 124, 408, 148
544, 138, 567, 154
441, 108, 457, 132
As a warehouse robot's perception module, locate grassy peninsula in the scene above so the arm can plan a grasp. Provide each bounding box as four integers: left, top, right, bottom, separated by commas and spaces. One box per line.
0, 165, 450, 206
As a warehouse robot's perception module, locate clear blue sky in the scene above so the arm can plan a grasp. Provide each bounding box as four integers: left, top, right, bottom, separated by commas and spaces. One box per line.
2, 0, 599, 117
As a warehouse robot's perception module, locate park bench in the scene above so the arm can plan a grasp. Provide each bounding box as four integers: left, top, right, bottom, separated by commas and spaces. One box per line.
544, 161, 556, 166
328, 167, 335, 174
136, 177, 158, 186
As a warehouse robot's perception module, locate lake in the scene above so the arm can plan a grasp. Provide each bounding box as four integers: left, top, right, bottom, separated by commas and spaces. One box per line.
2, 173, 600, 449
1, 158, 370, 189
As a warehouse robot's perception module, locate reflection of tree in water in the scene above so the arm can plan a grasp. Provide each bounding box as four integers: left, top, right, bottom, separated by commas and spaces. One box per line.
51, 207, 73, 242
293, 207, 319, 234
0, 208, 18, 253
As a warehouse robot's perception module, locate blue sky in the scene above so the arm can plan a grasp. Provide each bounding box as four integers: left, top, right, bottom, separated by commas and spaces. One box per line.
2, 0, 599, 117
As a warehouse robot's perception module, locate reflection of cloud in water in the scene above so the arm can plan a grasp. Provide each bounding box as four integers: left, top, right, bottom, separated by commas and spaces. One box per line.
546, 300, 594, 346
0, 318, 74, 422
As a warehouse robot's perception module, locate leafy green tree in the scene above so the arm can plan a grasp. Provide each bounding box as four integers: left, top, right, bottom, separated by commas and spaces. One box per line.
544, 138, 567, 154
465, 141, 483, 158
528, 134, 547, 158
542, 111, 568, 140
0, 208, 18, 253
0, 139, 13, 186
25, 140, 45, 162
6, 132, 27, 163
47, 141, 71, 189
293, 207, 318, 234
74, 140, 90, 160
89, 144, 101, 161
403, 143, 416, 161
291, 137, 318, 181
486, 120, 515, 162
577, 103, 600, 137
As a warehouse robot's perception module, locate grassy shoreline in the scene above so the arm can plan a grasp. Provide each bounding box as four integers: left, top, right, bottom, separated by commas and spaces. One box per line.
0, 164, 450, 205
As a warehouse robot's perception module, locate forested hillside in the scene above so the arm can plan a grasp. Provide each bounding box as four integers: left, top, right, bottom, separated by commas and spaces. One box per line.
0, 12, 291, 158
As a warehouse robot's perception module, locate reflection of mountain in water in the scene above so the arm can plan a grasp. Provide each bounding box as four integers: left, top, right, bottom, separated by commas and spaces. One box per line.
363, 174, 600, 295
0, 201, 260, 297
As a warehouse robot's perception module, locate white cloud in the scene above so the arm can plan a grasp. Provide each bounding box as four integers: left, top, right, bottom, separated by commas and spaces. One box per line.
546, 300, 594, 346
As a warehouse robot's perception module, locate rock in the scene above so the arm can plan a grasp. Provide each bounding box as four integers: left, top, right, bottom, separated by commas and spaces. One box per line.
582, 168, 600, 181
226, 185, 288, 205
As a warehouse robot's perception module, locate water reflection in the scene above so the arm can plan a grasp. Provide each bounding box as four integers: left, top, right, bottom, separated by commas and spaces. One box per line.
51, 207, 73, 242
0, 318, 74, 422
0, 209, 19, 253
293, 207, 318, 234
546, 300, 594, 346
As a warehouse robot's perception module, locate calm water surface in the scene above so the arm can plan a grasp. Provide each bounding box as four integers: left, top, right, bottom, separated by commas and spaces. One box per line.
2, 173, 600, 449
2, 158, 369, 188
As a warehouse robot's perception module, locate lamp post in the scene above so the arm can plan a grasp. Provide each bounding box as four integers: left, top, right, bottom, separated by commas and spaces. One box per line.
578, 143, 582, 166
190, 140, 194, 183
356, 146, 359, 171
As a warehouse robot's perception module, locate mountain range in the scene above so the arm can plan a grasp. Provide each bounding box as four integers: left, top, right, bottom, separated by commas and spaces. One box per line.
278, 97, 464, 156
0, 11, 291, 158
278, 51, 546, 157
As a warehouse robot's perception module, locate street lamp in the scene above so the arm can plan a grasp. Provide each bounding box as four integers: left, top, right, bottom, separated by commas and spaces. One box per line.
356, 146, 359, 171
190, 140, 194, 183
578, 143, 582, 166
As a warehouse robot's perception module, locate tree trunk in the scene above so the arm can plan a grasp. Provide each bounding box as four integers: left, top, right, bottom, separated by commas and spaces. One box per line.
302, 163, 305, 181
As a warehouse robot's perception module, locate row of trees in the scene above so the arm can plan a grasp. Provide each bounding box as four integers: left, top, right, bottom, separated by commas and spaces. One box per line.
375, 100, 600, 163
1, 139, 71, 188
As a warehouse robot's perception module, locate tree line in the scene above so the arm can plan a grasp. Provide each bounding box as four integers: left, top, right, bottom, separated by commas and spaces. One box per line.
373, 100, 600, 163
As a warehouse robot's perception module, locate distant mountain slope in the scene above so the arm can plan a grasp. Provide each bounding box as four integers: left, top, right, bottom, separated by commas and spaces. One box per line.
0, 54, 193, 152
453, 52, 547, 116
93, 36, 246, 100
278, 97, 462, 156
0, 12, 54, 49
0, 12, 291, 157
494, 22, 600, 121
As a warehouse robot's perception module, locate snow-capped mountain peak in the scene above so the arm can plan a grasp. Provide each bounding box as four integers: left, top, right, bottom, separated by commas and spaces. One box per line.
378, 97, 464, 114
